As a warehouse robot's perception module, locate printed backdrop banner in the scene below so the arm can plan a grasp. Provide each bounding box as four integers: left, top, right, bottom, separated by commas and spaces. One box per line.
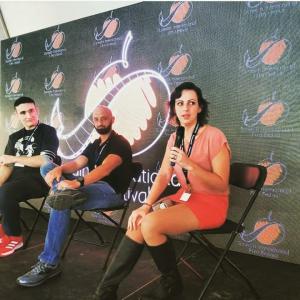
1, 1, 299, 264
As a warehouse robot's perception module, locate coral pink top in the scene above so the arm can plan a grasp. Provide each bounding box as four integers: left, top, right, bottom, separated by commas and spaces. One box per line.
166, 125, 231, 229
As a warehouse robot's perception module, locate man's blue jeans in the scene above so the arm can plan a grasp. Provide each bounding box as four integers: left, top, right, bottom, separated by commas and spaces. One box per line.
38, 162, 124, 266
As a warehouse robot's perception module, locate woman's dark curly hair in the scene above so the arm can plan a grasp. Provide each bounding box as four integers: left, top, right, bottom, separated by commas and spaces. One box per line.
169, 82, 209, 126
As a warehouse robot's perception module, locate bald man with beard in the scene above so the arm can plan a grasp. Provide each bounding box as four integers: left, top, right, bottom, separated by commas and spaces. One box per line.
17, 105, 132, 287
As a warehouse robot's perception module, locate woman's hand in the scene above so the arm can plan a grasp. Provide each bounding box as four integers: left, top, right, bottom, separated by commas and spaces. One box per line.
127, 205, 151, 231
45, 166, 62, 187
57, 179, 80, 190
169, 146, 191, 170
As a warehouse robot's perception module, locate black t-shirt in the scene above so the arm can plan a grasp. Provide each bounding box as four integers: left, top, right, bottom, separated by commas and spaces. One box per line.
4, 123, 59, 177
81, 131, 132, 194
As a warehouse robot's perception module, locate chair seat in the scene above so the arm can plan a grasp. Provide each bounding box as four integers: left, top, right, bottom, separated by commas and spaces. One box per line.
196, 219, 244, 235
90, 203, 128, 212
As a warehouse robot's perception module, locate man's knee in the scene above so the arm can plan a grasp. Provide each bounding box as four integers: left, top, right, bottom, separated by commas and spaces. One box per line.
40, 162, 58, 178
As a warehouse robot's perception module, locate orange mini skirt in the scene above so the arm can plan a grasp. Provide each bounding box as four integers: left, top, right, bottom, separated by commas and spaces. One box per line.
168, 188, 229, 230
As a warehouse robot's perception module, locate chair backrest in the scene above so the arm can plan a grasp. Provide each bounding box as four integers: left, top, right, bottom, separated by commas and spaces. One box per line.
229, 162, 267, 191
229, 162, 267, 229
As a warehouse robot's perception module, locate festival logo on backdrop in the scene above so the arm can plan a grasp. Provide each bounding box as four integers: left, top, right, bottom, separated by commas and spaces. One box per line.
4, 72, 23, 100
156, 112, 173, 137
242, 91, 290, 128
259, 152, 287, 187
5, 37, 24, 65
94, 11, 120, 40
245, 1, 300, 17
158, 44, 192, 76
51, 31, 170, 159
44, 65, 65, 97
246, 1, 266, 9
44, 26, 66, 57
159, 1, 193, 27
238, 211, 288, 259
158, 1, 196, 35
258, 152, 291, 198
4, 113, 20, 134
158, 44, 194, 86
244, 30, 291, 68
240, 212, 286, 246
94, 11, 122, 47
244, 30, 295, 78
241, 91, 293, 138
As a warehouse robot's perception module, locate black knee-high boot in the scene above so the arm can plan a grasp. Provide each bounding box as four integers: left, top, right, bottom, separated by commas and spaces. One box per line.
93, 235, 144, 300
140, 239, 183, 300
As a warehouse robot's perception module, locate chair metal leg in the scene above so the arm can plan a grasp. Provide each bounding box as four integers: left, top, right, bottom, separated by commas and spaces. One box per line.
175, 234, 205, 279
21, 217, 30, 231
61, 210, 106, 258
24, 200, 48, 222
176, 234, 193, 263
76, 211, 105, 244
196, 233, 260, 299
190, 233, 227, 275
23, 197, 48, 248
61, 211, 84, 258
178, 232, 227, 279
198, 232, 260, 300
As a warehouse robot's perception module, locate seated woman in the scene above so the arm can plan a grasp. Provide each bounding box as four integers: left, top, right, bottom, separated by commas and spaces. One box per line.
92, 82, 231, 300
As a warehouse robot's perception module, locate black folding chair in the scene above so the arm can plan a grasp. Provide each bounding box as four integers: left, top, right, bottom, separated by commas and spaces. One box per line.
22, 156, 62, 248
61, 161, 143, 270
22, 196, 49, 248
0, 195, 49, 249
178, 162, 267, 300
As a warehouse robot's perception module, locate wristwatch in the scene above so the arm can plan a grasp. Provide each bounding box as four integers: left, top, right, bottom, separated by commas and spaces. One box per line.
76, 176, 85, 187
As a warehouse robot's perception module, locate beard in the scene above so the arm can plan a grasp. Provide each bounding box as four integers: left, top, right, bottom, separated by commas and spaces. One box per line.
95, 123, 112, 135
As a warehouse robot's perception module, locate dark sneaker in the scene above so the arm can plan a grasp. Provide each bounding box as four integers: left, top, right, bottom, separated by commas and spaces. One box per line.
16, 261, 62, 287
46, 189, 87, 210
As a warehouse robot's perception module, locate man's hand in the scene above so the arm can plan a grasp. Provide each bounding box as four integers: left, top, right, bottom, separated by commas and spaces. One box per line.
57, 180, 80, 190
45, 166, 63, 187
0, 155, 16, 166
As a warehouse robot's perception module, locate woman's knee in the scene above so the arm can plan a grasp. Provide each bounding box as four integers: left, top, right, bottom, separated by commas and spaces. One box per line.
140, 214, 161, 237
126, 226, 144, 242
40, 162, 58, 177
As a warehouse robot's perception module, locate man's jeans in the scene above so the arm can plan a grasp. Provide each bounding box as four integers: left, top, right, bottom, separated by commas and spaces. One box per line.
38, 162, 124, 266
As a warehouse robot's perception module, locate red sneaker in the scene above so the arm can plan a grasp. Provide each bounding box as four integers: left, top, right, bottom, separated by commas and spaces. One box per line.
0, 235, 23, 257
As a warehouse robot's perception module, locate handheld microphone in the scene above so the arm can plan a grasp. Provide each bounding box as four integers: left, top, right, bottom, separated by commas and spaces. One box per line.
170, 126, 184, 167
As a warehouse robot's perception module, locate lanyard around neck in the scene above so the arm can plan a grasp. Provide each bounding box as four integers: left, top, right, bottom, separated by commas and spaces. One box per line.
23, 122, 39, 150
181, 122, 201, 184
94, 132, 113, 167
